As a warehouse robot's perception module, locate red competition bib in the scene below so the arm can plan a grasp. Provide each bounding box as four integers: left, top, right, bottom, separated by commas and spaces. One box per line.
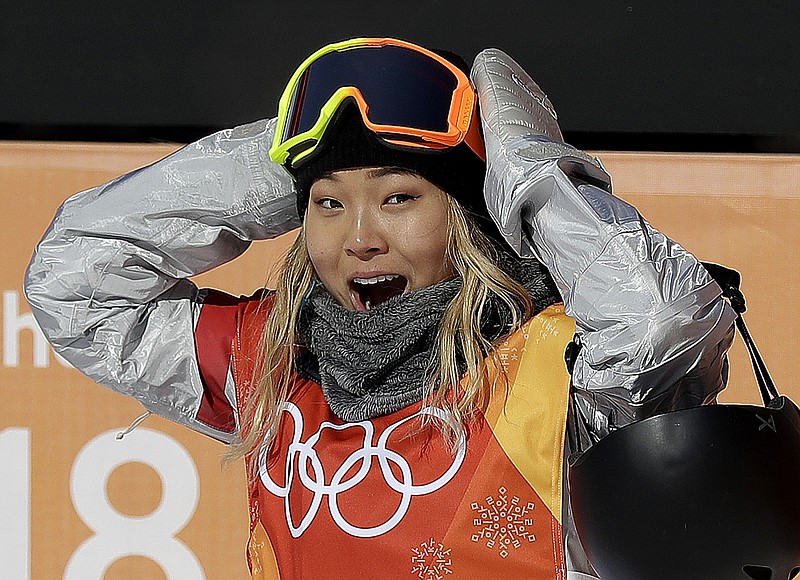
233, 299, 574, 580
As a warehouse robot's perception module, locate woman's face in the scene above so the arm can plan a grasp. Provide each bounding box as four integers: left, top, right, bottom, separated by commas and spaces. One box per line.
304, 167, 454, 311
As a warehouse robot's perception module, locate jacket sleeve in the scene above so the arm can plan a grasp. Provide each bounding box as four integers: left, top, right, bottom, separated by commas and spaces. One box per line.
24, 118, 300, 442
471, 49, 737, 442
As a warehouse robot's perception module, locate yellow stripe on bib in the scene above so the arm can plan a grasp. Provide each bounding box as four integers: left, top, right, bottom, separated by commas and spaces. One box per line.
486, 304, 575, 523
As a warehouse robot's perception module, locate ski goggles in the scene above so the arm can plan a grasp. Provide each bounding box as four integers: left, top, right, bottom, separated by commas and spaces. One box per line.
269, 38, 485, 169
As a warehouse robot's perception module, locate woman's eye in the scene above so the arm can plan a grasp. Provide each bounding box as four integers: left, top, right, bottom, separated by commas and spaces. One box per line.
316, 198, 342, 210
385, 193, 418, 205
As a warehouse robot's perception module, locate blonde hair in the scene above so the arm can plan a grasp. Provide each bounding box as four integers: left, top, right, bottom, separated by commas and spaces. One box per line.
229, 196, 532, 467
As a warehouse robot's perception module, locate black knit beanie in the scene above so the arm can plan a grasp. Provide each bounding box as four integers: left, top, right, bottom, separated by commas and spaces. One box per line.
284, 48, 499, 239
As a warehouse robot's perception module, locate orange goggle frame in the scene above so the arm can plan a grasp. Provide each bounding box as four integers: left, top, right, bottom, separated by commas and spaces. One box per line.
269, 37, 485, 169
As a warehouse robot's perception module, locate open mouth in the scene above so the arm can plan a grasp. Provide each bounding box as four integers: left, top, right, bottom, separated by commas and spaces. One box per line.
349, 274, 408, 311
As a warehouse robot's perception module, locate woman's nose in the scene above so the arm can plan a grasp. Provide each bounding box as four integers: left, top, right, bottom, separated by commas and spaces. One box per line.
344, 213, 388, 260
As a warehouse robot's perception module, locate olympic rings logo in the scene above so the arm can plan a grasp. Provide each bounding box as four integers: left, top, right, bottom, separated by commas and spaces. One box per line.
258, 403, 466, 538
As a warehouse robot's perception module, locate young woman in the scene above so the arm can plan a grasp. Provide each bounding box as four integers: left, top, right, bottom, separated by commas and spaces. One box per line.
25, 38, 736, 579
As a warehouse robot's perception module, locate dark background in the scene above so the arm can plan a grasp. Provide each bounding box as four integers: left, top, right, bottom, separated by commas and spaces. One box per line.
2, 1, 798, 151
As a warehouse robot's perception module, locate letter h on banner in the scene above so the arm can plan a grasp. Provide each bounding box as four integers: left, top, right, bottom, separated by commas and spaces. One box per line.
3, 290, 70, 368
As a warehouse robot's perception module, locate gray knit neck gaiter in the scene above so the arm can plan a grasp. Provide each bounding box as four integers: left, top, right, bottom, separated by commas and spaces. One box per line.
298, 278, 462, 422
298, 251, 561, 422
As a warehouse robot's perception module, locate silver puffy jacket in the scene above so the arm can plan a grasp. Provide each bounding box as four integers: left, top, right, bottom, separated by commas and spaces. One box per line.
24, 49, 736, 579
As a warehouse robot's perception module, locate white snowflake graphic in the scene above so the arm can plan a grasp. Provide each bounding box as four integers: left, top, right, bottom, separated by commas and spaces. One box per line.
471, 486, 536, 558
411, 537, 453, 579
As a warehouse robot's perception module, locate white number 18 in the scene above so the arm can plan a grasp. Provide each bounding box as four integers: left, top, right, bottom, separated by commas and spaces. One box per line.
1, 427, 205, 579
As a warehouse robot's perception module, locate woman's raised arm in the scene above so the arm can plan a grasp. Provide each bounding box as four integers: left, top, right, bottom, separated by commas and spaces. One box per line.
472, 49, 737, 442
24, 118, 299, 441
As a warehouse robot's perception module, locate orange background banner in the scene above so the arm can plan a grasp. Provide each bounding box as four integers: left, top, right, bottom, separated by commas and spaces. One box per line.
2, 141, 799, 579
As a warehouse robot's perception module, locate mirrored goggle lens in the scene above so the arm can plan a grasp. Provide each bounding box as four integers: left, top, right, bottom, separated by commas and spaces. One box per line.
283, 44, 459, 142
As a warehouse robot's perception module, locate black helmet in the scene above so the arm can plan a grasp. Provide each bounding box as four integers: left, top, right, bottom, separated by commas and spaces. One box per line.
567, 264, 800, 580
